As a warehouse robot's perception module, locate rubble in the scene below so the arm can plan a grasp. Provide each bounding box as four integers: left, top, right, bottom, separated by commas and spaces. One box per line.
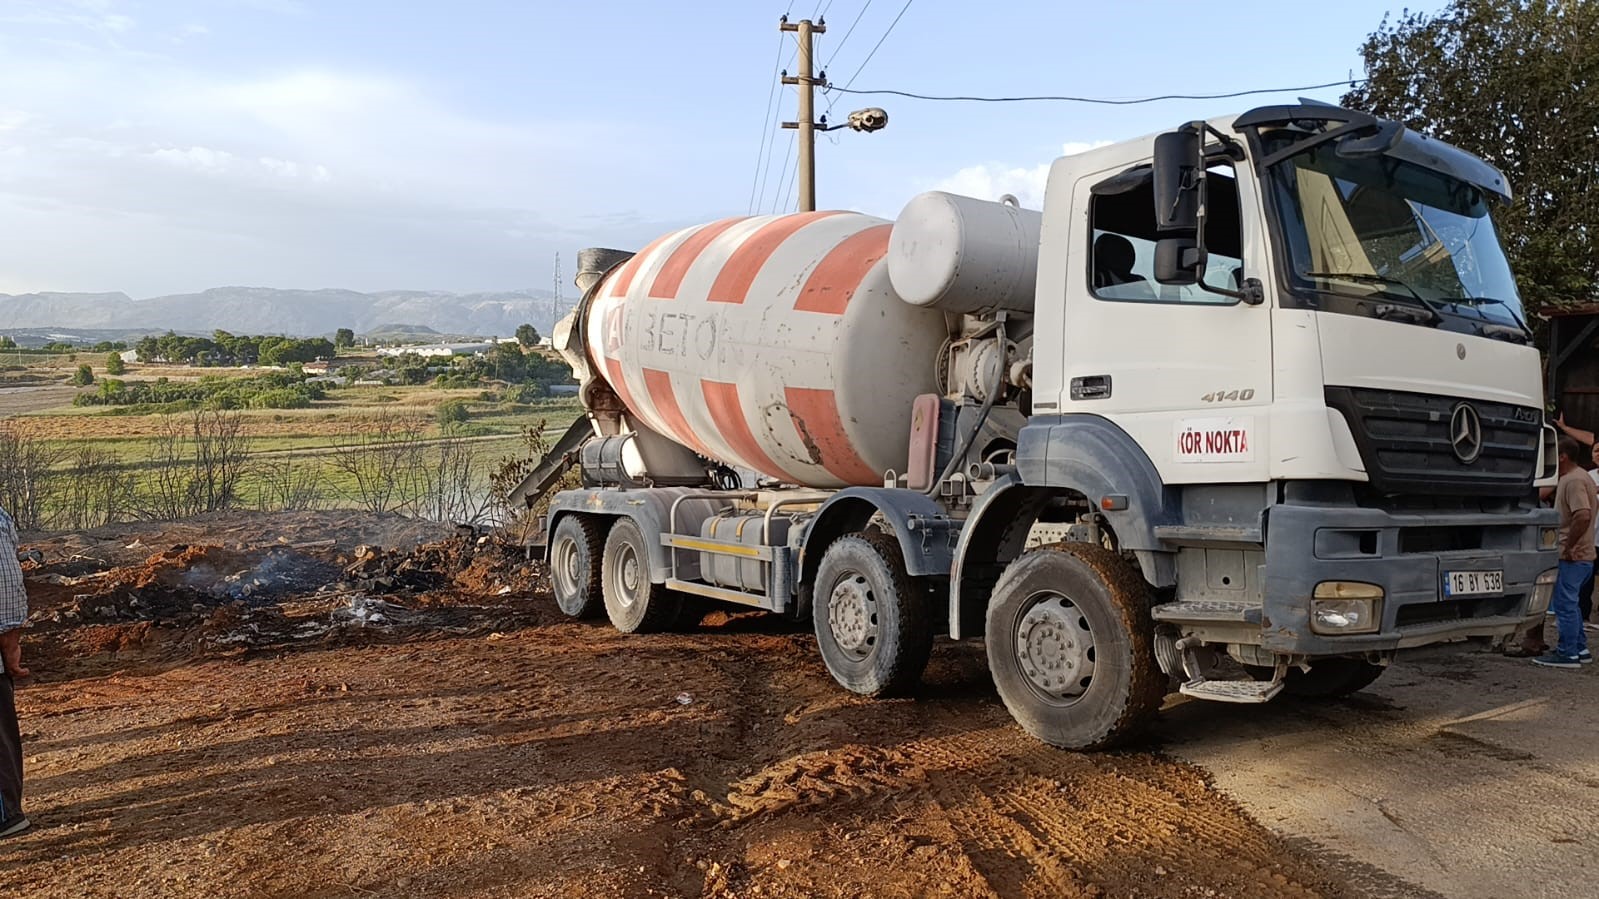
19, 516, 553, 662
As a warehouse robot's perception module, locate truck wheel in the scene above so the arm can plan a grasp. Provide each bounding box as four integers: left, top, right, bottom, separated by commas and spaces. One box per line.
812, 531, 933, 697
1282, 658, 1385, 699
602, 517, 681, 634
985, 543, 1165, 750
550, 514, 605, 618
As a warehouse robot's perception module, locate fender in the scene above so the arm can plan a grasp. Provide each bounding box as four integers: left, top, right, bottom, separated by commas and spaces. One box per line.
798, 487, 959, 585
948, 473, 1051, 639
947, 416, 1181, 639
546, 488, 728, 582
1016, 414, 1179, 553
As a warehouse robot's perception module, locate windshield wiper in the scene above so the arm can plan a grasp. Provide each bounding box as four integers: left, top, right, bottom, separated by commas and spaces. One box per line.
1440, 296, 1534, 343
1303, 271, 1444, 324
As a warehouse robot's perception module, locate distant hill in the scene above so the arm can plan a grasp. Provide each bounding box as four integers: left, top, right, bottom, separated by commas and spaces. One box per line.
0, 287, 571, 339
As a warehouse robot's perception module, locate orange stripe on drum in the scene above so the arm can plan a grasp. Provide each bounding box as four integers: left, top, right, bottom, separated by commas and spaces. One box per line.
607, 232, 674, 298
784, 386, 878, 485
643, 368, 710, 457
793, 223, 892, 315
707, 212, 840, 304
701, 379, 799, 483
602, 356, 641, 416
648, 217, 749, 300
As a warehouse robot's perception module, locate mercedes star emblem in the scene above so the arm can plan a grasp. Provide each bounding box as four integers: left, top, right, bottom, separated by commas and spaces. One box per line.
1450, 402, 1483, 463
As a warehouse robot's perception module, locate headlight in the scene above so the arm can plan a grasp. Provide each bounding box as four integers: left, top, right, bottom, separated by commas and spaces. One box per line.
1311, 581, 1383, 634
1529, 569, 1558, 616
1540, 528, 1558, 551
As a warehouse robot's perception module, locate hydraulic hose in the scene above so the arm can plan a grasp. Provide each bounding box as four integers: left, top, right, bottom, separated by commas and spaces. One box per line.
924, 318, 1007, 496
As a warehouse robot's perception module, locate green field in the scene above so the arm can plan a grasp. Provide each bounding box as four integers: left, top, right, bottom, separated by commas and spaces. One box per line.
1, 354, 584, 529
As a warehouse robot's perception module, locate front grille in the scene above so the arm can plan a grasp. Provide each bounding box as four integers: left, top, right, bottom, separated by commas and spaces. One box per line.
1326, 387, 1540, 498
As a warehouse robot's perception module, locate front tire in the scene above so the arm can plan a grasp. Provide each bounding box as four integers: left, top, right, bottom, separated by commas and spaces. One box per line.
602, 517, 681, 633
985, 543, 1165, 750
812, 531, 933, 697
550, 514, 605, 618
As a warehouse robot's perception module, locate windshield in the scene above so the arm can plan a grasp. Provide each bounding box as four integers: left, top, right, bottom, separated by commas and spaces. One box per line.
1262, 133, 1525, 332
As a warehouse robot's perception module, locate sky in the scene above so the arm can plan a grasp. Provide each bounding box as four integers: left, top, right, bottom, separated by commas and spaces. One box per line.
0, 0, 1440, 298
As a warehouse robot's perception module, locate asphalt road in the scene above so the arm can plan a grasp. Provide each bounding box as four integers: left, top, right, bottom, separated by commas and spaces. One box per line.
1161, 620, 1598, 899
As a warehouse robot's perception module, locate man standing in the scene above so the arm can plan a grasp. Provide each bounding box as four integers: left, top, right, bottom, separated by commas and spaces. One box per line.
1536, 437, 1596, 669
0, 504, 29, 837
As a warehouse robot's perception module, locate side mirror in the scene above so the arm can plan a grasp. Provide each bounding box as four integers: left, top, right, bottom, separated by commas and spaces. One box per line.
1152, 126, 1202, 233
1154, 238, 1202, 285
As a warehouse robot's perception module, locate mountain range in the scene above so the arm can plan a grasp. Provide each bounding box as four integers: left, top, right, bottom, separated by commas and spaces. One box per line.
0, 286, 569, 340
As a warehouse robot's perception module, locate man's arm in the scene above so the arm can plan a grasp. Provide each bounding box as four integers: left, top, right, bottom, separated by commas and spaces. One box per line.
1558, 414, 1596, 446
0, 511, 29, 678
1568, 507, 1596, 558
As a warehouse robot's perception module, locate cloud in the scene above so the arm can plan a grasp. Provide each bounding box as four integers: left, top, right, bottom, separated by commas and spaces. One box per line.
0, 28, 685, 296
933, 140, 1112, 209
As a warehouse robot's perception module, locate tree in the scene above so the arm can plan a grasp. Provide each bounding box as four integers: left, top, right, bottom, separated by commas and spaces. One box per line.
514, 323, 540, 349
1346, 1, 1599, 316
0, 337, 13, 349
489, 341, 527, 382
71, 364, 95, 387
334, 328, 356, 348
106, 353, 126, 375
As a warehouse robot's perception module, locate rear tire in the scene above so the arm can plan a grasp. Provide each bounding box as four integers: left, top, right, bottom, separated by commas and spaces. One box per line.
602, 517, 681, 633
812, 531, 933, 697
550, 515, 605, 618
985, 543, 1165, 750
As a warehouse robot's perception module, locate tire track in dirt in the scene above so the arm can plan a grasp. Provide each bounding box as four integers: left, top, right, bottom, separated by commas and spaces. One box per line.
692, 719, 1358, 898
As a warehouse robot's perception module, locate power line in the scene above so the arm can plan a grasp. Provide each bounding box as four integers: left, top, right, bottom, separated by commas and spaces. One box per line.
770, 131, 797, 215
823, 0, 873, 71
747, 31, 788, 215
837, 0, 914, 93
823, 77, 1367, 106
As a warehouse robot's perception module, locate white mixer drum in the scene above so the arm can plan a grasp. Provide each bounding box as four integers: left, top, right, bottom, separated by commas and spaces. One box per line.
584, 211, 948, 487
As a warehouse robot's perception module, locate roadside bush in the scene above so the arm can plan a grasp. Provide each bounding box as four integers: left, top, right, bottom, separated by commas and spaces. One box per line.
106, 353, 126, 375
70, 364, 94, 386
436, 399, 471, 428
252, 388, 313, 409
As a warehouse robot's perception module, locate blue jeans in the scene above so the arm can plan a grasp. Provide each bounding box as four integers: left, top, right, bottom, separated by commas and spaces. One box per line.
1553, 560, 1593, 658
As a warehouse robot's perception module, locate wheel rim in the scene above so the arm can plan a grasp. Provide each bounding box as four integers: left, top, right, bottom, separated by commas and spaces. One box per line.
612, 543, 640, 608
553, 535, 580, 599
1015, 591, 1097, 703
827, 572, 878, 659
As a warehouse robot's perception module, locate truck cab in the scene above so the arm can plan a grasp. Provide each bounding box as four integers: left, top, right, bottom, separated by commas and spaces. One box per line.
971, 104, 1554, 716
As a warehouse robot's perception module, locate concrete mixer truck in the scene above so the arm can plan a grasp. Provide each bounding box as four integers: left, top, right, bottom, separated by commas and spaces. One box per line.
521, 102, 1557, 749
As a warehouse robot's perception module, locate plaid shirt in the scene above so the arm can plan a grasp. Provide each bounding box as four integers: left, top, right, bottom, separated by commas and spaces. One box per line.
0, 506, 26, 632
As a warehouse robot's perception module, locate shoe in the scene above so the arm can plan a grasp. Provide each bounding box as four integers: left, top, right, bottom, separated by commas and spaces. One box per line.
1532, 652, 1583, 669
1582, 650, 1595, 665
0, 815, 28, 838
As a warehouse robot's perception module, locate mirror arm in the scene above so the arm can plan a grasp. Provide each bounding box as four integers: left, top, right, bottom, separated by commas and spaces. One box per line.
1192, 276, 1265, 306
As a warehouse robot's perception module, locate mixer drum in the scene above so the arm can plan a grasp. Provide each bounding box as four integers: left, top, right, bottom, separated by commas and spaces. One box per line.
584, 211, 948, 488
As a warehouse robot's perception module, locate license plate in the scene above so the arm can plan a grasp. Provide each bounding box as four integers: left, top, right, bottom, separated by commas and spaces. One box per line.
1443, 570, 1503, 598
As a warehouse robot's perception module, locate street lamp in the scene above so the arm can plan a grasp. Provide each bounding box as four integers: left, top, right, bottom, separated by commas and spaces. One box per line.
821, 107, 890, 133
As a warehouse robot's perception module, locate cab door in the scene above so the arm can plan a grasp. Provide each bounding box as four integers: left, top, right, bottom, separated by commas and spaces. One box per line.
1049, 154, 1274, 484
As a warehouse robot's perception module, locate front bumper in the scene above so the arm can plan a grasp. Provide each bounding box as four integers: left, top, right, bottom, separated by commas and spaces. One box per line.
1260, 502, 1556, 655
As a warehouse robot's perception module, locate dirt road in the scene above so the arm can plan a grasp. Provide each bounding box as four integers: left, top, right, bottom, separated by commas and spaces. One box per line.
4, 514, 1358, 898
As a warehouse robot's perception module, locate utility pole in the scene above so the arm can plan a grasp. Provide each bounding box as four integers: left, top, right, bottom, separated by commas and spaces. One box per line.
552, 252, 562, 334
781, 17, 825, 212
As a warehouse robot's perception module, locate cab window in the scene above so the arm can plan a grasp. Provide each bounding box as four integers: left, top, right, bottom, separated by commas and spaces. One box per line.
1088, 163, 1244, 303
